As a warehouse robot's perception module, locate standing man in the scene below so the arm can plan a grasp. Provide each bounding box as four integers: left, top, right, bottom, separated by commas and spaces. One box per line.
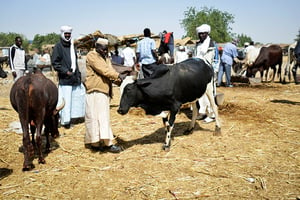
136, 28, 158, 78
9, 36, 27, 81
217, 38, 239, 87
52, 25, 85, 129
121, 41, 136, 67
84, 38, 126, 153
194, 24, 217, 123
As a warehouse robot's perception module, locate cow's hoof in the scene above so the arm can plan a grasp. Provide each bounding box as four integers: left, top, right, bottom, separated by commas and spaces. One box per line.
22, 163, 35, 171
213, 126, 221, 136
38, 158, 46, 164
51, 133, 60, 138
183, 128, 194, 135
44, 149, 51, 154
162, 144, 170, 152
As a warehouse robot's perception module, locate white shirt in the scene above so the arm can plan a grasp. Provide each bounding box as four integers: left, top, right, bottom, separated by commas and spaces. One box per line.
121, 47, 136, 67
175, 50, 188, 63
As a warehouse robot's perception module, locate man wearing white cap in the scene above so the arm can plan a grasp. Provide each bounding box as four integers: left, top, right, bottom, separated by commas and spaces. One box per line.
52, 25, 85, 129
194, 24, 218, 123
84, 37, 126, 153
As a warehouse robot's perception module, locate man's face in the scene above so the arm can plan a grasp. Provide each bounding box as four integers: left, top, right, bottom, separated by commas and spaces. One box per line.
64, 32, 71, 41
198, 32, 208, 42
15, 38, 22, 47
96, 44, 108, 57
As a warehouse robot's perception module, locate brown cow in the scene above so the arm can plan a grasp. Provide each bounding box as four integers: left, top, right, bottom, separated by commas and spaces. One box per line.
246, 44, 283, 82
10, 70, 64, 171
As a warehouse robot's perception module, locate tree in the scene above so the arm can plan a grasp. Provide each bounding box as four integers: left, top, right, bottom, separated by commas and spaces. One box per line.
31, 33, 60, 51
0, 32, 29, 52
237, 33, 253, 47
180, 7, 235, 43
180, 6, 253, 47
295, 28, 300, 42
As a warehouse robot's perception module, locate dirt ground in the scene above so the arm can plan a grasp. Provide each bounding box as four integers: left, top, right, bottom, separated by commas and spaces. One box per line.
0, 67, 299, 200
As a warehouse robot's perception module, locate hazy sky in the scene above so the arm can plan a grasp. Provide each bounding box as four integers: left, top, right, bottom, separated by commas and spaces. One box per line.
1, 0, 299, 44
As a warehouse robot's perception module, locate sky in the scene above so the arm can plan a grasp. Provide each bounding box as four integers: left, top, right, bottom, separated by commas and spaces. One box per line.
1, 0, 299, 44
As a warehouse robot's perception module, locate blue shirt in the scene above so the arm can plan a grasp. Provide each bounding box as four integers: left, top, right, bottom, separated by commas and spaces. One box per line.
221, 42, 238, 65
136, 37, 156, 65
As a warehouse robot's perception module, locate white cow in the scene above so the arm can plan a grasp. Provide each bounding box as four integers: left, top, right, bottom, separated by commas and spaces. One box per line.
240, 47, 261, 76
283, 42, 297, 83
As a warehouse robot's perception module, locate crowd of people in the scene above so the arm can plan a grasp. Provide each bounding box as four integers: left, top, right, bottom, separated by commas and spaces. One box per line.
10, 24, 296, 154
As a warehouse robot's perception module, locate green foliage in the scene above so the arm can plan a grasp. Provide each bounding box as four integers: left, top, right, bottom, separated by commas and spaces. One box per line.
0, 32, 29, 52
180, 6, 235, 42
237, 33, 253, 47
295, 28, 300, 42
180, 6, 253, 46
31, 33, 60, 51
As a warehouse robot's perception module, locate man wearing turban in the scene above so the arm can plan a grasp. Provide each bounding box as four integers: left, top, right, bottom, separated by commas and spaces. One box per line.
52, 25, 85, 129
194, 24, 219, 123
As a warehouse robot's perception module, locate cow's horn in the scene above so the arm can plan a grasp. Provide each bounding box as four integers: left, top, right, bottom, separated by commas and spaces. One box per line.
53, 98, 65, 115
56, 98, 65, 111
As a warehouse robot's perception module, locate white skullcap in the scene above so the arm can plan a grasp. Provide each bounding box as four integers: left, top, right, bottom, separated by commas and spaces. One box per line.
196, 24, 211, 34
96, 38, 109, 45
179, 46, 185, 50
60, 25, 73, 33
244, 42, 250, 46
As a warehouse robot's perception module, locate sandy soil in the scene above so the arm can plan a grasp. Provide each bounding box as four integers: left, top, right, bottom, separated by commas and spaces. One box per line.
0, 68, 299, 199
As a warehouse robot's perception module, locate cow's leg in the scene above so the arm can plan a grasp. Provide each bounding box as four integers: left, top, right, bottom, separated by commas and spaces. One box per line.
183, 101, 197, 135
205, 80, 221, 136
163, 111, 177, 151
30, 124, 36, 149
35, 120, 46, 164
278, 64, 282, 83
283, 63, 290, 83
20, 120, 35, 171
271, 66, 276, 82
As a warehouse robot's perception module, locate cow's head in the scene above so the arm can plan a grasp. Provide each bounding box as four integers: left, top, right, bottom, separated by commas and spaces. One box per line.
117, 82, 141, 115
246, 66, 258, 78
50, 99, 65, 138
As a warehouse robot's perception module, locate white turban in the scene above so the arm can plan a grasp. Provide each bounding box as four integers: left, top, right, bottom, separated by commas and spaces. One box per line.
96, 38, 108, 45
196, 24, 211, 34
60, 25, 73, 42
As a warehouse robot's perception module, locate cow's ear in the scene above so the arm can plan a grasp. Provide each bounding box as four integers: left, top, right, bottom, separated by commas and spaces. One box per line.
136, 79, 151, 87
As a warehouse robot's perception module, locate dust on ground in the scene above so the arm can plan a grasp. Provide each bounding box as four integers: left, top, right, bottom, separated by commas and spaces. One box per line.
0, 68, 299, 200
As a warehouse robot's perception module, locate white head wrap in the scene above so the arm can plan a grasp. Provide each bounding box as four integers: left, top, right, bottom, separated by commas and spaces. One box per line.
96, 38, 109, 45
60, 25, 73, 42
196, 24, 211, 34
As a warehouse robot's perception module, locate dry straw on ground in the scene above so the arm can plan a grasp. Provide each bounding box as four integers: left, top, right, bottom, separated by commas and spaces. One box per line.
0, 67, 299, 199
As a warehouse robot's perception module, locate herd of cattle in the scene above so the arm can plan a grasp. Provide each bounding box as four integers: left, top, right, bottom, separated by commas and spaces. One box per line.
1, 41, 299, 171
233, 42, 300, 83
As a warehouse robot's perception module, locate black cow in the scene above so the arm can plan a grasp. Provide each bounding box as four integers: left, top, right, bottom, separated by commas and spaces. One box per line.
292, 41, 300, 84
10, 70, 64, 171
0, 56, 8, 78
246, 44, 283, 82
117, 58, 221, 151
